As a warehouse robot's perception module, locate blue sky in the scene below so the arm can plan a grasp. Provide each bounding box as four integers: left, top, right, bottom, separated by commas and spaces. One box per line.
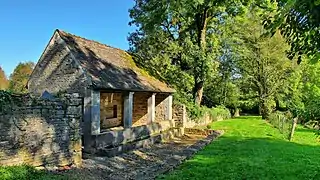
0, 0, 135, 76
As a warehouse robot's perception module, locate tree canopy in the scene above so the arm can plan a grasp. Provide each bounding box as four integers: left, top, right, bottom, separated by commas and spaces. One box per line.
269, 0, 320, 63
128, 0, 320, 123
8, 62, 34, 94
129, 0, 251, 105
0, 67, 9, 90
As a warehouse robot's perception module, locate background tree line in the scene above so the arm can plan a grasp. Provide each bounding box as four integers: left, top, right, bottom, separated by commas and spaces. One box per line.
0, 62, 34, 93
128, 0, 320, 123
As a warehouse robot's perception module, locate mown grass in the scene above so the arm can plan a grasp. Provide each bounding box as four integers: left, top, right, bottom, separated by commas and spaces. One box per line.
161, 116, 320, 180
0, 165, 66, 180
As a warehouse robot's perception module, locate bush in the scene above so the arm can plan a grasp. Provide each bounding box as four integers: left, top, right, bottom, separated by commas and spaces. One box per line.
184, 101, 231, 122
207, 106, 231, 121
268, 111, 293, 139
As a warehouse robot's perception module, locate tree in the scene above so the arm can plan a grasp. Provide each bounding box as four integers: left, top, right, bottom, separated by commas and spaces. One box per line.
9, 62, 34, 93
128, 0, 249, 105
268, 0, 320, 63
0, 66, 9, 90
231, 8, 293, 119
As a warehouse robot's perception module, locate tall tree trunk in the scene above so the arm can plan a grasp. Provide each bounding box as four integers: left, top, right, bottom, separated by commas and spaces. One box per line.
234, 107, 240, 117
259, 97, 269, 119
193, 6, 209, 105
193, 8, 208, 105
194, 80, 204, 105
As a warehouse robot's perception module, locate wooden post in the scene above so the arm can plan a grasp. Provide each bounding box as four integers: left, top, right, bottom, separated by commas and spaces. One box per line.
123, 92, 134, 128
289, 117, 298, 141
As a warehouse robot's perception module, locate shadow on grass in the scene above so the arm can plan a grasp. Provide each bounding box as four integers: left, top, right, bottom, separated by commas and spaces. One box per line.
232, 116, 262, 120
295, 127, 318, 134
163, 136, 320, 180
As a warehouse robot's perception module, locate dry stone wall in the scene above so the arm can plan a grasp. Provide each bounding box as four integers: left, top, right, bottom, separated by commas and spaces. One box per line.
0, 93, 82, 167
155, 93, 169, 122
173, 104, 218, 129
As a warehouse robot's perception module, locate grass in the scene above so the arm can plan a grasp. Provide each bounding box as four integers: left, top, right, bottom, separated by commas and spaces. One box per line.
161, 116, 320, 180
2, 116, 320, 180
0, 165, 65, 180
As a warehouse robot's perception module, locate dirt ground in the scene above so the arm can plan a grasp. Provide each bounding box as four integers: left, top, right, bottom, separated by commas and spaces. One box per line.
56, 133, 221, 180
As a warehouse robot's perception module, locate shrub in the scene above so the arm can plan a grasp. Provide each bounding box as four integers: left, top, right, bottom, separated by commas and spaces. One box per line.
184, 101, 231, 122
268, 111, 293, 139
206, 106, 231, 121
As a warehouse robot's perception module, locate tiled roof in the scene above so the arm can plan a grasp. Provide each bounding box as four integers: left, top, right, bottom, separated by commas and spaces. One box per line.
57, 30, 175, 93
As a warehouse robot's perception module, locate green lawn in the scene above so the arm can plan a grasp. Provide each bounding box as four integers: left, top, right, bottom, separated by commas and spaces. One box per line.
0, 165, 66, 180
161, 116, 320, 180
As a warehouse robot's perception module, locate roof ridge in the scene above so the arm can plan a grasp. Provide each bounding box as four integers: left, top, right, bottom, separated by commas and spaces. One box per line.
56, 29, 127, 53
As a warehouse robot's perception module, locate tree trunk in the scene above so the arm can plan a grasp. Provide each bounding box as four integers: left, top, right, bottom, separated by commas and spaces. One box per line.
234, 108, 240, 117
194, 80, 204, 105
259, 98, 269, 119
193, 8, 208, 105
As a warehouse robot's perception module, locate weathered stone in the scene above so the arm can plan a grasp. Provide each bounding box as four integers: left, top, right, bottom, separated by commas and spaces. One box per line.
0, 94, 82, 167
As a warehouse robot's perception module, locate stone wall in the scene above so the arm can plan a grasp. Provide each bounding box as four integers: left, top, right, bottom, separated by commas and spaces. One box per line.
26, 31, 92, 152
173, 104, 186, 128
155, 93, 169, 122
100, 92, 123, 129
132, 92, 169, 126
132, 92, 150, 126
0, 94, 82, 167
173, 104, 217, 129
28, 31, 89, 96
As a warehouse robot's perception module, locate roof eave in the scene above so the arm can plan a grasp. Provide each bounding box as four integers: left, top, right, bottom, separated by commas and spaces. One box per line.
93, 87, 175, 94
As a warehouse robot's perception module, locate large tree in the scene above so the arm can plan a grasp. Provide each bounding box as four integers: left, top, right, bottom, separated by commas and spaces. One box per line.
231, 8, 293, 119
0, 66, 9, 90
128, 0, 249, 105
8, 62, 34, 93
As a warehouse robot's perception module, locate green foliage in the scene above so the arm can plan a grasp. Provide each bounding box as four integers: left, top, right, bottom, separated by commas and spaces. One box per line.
283, 60, 320, 123
228, 6, 293, 118
183, 101, 231, 122
128, 0, 251, 104
0, 90, 14, 112
268, 111, 293, 139
0, 66, 9, 90
8, 62, 34, 94
0, 165, 64, 180
128, 0, 320, 123
0, 90, 31, 113
268, 0, 320, 63
207, 106, 231, 121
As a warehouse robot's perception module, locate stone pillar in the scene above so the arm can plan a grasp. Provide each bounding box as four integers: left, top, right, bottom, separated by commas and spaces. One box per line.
123, 92, 134, 128
147, 93, 156, 123
165, 94, 173, 120
91, 90, 101, 135
182, 104, 187, 128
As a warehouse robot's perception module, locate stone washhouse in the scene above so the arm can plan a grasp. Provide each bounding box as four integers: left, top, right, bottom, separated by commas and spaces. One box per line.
27, 29, 178, 155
